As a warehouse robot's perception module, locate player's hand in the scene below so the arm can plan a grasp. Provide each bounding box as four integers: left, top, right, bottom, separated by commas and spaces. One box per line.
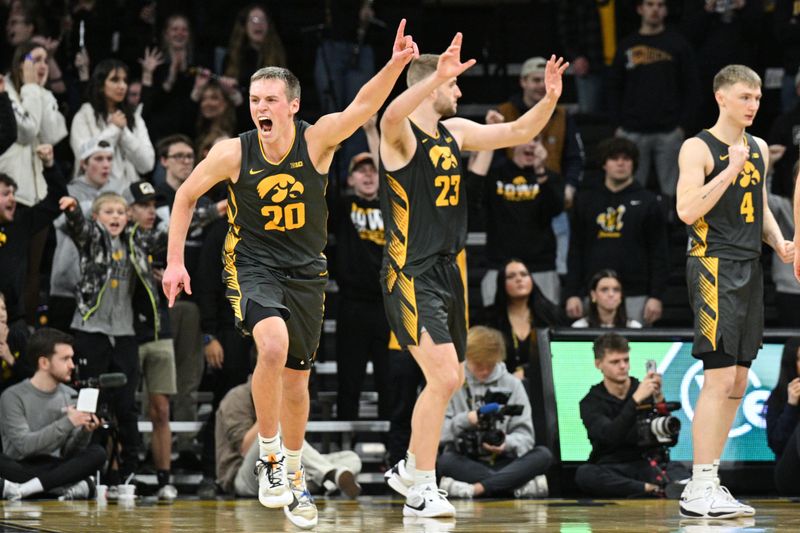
436, 32, 476, 80
727, 144, 749, 175
204, 338, 224, 369
389, 19, 418, 67
59, 196, 78, 212
643, 297, 663, 325
162, 263, 191, 307
775, 239, 794, 264
566, 296, 583, 319
544, 55, 569, 100
482, 440, 506, 455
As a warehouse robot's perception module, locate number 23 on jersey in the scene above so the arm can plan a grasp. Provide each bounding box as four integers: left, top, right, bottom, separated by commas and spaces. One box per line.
435, 174, 461, 207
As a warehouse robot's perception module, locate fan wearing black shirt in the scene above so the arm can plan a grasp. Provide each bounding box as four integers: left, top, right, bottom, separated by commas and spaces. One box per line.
468, 111, 565, 307
330, 152, 390, 420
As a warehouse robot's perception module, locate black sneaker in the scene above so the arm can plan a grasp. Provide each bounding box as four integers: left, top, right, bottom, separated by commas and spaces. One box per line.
196, 477, 217, 499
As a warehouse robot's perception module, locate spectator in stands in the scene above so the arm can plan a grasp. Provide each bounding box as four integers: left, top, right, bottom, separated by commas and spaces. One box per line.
768, 165, 800, 327
0, 42, 68, 325
0, 292, 32, 395
609, 0, 698, 201
766, 337, 800, 496
680, 0, 763, 132
565, 138, 667, 326
572, 269, 642, 328
224, 4, 286, 130
0, 144, 67, 329
125, 181, 178, 502
0, 328, 106, 501
556, 0, 638, 116
775, 0, 800, 112
0, 74, 17, 154
330, 151, 390, 421
191, 77, 238, 146
49, 139, 122, 332
767, 74, 800, 199
2, 4, 36, 72
140, 14, 218, 142
70, 58, 155, 186
438, 326, 552, 499
469, 110, 565, 306
478, 259, 568, 437
216, 377, 363, 499
154, 134, 224, 473
66, 0, 119, 70
59, 191, 164, 487
575, 333, 689, 497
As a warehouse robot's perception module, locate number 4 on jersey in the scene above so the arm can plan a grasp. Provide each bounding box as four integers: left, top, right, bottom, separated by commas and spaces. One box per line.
740, 191, 754, 223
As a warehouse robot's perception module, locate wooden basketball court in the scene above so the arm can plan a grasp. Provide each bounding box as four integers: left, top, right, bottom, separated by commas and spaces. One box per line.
0, 497, 796, 532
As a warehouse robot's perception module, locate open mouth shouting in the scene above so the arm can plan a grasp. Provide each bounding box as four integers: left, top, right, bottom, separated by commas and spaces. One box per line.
258, 116, 273, 136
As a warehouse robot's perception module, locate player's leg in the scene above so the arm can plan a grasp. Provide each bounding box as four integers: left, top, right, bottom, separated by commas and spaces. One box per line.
402, 334, 462, 518
251, 313, 293, 508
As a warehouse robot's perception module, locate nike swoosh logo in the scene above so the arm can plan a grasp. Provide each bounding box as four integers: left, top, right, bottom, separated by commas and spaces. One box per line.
405, 501, 426, 511
249, 168, 265, 175
719, 154, 729, 161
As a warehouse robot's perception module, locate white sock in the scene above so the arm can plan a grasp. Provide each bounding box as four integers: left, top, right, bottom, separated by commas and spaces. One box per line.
405, 451, 416, 479
692, 463, 715, 483
284, 447, 302, 474
258, 433, 281, 458
712, 459, 721, 481
414, 469, 436, 487
19, 478, 43, 498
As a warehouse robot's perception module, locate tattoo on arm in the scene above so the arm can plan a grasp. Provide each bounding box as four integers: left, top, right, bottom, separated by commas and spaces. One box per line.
701, 178, 724, 200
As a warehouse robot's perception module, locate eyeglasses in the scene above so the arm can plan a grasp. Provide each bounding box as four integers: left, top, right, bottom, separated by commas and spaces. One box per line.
166, 153, 195, 161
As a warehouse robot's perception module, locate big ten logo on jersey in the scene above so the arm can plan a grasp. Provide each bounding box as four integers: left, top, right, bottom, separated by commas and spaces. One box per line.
736, 152, 761, 224
428, 145, 461, 207
496, 176, 540, 202
350, 203, 385, 246
256, 173, 306, 232
596, 205, 626, 238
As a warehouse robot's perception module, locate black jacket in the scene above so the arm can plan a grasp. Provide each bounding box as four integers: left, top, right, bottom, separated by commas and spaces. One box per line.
0, 92, 16, 155
580, 378, 643, 464
566, 180, 668, 299
765, 393, 800, 459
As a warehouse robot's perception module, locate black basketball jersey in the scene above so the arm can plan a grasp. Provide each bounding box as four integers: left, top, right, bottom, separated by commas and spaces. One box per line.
687, 130, 764, 260
380, 120, 466, 278
227, 121, 328, 270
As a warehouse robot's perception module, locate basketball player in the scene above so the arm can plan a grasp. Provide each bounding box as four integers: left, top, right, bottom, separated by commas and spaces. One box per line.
162, 21, 418, 529
379, 34, 567, 518
676, 65, 793, 519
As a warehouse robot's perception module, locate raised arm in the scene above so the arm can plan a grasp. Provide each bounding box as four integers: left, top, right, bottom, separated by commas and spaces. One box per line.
380, 32, 476, 169
676, 137, 741, 225
444, 55, 568, 152
305, 19, 418, 167
162, 138, 240, 306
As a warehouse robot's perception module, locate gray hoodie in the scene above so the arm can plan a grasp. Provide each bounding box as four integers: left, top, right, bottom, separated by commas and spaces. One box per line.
50, 177, 124, 298
767, 193, 800, 295
442, 362, 535, 458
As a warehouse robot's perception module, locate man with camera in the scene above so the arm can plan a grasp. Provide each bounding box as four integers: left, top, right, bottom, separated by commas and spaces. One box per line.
438, 326, 552, 499
0, 328, 106, 500
575, 333, 689, 497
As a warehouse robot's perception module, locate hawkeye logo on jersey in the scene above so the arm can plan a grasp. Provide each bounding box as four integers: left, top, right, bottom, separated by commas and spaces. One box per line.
596, 205, 626, 238
428, 145, 459, 171
737, 161, 761, 188
350, 203, 385, 246
496, 176, 540, 202
257, 173, 306, 232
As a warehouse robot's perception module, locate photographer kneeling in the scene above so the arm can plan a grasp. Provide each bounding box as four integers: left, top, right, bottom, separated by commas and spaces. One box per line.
439, 326, 552, 499
575, 333, 689, 497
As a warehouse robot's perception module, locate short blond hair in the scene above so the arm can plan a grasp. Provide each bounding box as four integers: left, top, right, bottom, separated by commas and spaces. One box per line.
713, 64, 761, 92
406, 54, 439, 87
466, 326, 506, 365
250, 66, 301, 101
92, 192, 127, 215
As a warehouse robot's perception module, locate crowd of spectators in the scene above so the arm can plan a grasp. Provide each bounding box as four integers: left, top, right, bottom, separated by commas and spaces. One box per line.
0, 0, 798, 502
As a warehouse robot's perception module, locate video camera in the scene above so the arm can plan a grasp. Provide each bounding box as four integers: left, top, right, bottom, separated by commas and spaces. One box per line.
455, 389, 524, 458
73, 372, 127, 390
635, 360, 681, 449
